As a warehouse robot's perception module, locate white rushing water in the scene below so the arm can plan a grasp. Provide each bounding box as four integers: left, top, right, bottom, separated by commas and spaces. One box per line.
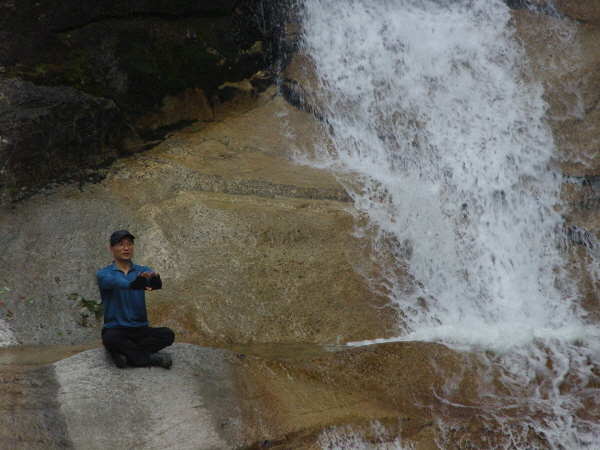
295, 0, 600, 448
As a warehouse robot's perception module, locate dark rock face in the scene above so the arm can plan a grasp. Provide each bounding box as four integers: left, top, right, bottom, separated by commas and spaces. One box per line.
0, 0, 282, 114
0, 0, 286, 190
0, 78, 134, 188
62, 15, 267, 115
0, 1, 240, 33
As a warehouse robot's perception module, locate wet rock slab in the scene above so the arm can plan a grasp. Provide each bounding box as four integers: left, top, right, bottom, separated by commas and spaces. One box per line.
53, 343, 246, 450
0, 364, 70, 450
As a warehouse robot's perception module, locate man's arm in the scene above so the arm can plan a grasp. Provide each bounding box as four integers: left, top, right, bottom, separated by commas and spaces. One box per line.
97, 268, 148, 290
96, 269, 131, 290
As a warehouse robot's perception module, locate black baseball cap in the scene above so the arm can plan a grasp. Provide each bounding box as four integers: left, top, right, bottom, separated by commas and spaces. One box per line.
110, 230, 135, 246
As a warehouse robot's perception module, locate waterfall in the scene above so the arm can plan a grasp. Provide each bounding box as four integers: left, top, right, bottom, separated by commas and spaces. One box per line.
296, 0, 600, 447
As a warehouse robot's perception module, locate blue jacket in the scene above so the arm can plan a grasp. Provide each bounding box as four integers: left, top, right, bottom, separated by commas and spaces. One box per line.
96, 262, 152, 328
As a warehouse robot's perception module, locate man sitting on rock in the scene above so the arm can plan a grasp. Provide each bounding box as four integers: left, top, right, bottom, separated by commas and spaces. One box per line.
97, 230, 175, 368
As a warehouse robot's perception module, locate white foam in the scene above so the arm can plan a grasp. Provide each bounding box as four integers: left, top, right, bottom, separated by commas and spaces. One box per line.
298, 0, 600, 447
299, 0, 579, 346
318, 422, 412, 450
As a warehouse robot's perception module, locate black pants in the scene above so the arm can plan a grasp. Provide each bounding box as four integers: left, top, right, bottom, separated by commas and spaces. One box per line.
102, 326, 175, 366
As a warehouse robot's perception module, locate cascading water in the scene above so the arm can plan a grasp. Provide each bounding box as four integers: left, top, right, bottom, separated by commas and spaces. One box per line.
295, 0, 600, 448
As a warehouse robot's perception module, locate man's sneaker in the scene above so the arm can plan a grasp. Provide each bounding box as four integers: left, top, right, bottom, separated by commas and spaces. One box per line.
149, 352, 173, 368
112, 352, 128, 368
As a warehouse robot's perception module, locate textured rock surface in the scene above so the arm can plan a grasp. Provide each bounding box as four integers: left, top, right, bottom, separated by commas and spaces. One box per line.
0, 78, 136, 188
0, 0, 282, 112
0, 0, 287, 189
513, 8, 600, 177
0, 364, 70, 450
552, 0, 600, 27
0, 92, 396, 349
1, 4, 600, 450
512, 5, 600, 315
54, 344, 246, 450
0, 342, 485, 450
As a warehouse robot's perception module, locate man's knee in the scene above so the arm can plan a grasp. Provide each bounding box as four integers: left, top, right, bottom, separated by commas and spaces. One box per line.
147, 326, 174, 346
102, 328, 124, 347
158, 327, 175, 346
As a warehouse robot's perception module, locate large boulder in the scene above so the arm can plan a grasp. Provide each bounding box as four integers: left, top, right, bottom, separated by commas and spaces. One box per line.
53, 344, 247, 450
1, 344, 250, 450
0, 342, 482, 449
0, 93, 396, 349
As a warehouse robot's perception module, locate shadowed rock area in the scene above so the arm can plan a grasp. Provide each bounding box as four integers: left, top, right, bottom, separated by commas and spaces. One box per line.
0, 0, 288, 189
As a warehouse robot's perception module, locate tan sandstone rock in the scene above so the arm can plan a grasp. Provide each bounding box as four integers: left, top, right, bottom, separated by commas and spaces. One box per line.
512, 7, 600, 318
553, 0, 600, 27
512, 10, 600, 176
0, 91, 397, 349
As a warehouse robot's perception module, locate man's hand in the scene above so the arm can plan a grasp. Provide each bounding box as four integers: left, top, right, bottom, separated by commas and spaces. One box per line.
129, 274, 147, 290
149, 273, 162, 290
129, 271, 161, 291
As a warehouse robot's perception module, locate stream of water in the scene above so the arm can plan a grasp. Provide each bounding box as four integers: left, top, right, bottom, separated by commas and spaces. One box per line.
296, 0, 600, 447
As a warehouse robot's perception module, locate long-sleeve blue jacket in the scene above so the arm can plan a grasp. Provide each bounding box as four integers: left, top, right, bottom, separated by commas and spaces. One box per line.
96, 262, 152, 328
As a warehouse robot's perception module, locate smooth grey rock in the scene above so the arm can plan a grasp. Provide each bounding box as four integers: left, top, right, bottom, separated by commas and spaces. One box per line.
53, 343, 245, 450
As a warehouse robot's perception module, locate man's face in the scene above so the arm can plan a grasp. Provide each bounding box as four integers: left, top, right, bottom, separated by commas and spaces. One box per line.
110, 238, 134, 262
